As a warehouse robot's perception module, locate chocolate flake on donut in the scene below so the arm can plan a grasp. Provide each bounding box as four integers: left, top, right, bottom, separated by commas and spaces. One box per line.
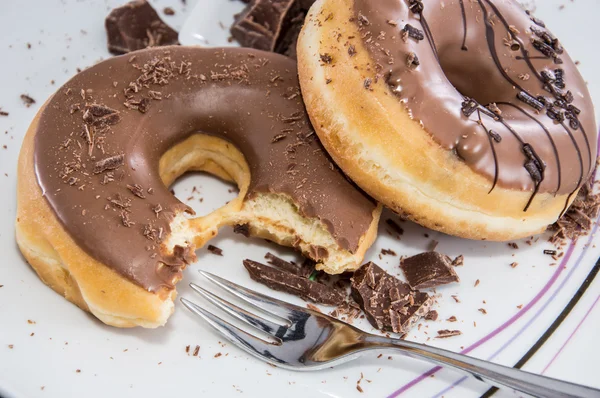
406, 52, 419, 68
127, 184, 146, 199
402, 24, 424, 41
93, 154, 125, 174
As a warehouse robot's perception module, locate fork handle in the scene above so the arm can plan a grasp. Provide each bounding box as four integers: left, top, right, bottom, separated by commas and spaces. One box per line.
363, 334, 599, 397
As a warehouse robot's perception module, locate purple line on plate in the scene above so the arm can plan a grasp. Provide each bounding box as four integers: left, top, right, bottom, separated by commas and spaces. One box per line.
388, 136, 600, 398
542, 293, 600, 374
386, 242, 576, 398
430, 218, 600, 398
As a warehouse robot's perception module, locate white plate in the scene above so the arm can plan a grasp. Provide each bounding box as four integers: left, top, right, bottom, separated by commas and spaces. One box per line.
1, 0, 599, 397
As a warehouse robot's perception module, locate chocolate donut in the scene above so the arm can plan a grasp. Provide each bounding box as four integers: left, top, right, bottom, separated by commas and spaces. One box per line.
297, 0, 597, 240
16, 47, 381, 327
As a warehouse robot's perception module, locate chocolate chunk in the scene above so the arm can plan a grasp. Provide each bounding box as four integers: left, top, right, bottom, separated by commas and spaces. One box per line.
93, 154, 125, 174
243, 259, 345, 305
231, 0, 315, 58
233, 223, 250, 237
400, 252, 460, 290
351, 262, 432, 333
264, 252, 314, 278
105, 0, 179, 55
207, 245, 223, 256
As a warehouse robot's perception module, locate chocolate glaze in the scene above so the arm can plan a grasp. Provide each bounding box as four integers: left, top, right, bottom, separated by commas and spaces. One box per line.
353, 0, 596, 209
34, 47, 376, 292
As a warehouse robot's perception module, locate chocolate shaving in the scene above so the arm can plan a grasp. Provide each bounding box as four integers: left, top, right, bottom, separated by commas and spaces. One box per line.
403, 24, 424, 41
127, 183, 146, 198
424, 310, 438, 321
400, 252, 460, 290
93, 154, 125, 174
207, 245, 223, 256
436, 329, 462, 338
20, 94, 36, 107
243, 259, 344, 305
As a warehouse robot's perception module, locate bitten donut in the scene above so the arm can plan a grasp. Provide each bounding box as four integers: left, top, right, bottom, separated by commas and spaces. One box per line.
297, 0, 597, 240
16, 47, 381, 328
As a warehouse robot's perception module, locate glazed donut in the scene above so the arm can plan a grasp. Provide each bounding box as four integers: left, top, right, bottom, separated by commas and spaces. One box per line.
16, 46, 381, 328
297, 0, 597, 240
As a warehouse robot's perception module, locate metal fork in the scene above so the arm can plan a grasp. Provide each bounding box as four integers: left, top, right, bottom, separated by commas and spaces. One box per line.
181, 270, 599, 398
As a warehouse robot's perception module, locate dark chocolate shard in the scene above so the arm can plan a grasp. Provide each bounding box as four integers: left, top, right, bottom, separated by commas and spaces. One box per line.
243, 259, 345, 305
400, 252, 460, 290
231, 0, 315, 59
105, 0, 179, 55
207, 245, 223, 256
351, 262, 432, 333
264, 252, 314, 278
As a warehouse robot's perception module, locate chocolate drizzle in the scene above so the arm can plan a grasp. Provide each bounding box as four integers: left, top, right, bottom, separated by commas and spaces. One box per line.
458, 0, 468, 51
354, 0, 596, 211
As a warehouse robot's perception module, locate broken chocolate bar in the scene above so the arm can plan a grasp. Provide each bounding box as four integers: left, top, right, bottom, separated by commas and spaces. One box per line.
400, 252, 460, 290
265, 252, 314, 278
106, 0, 179, 55
243, 259, 344, 305
231, 0, 315, 59
351, 262, 433, 334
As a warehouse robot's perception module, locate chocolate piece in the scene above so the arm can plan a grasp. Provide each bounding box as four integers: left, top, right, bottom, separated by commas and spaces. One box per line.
400, 252, 460, 289
105, 0, 179, 55
207, 245, 223, 256
34, 47, 377, 293
20, 94, 36, 107
231, 0, 315, 58
424, 310, 438, 321
243, 259, 345, 305
351, 262, 432, 333
233, 223, 250, 237
264, 252, 314, 278
436, 329, 462, 338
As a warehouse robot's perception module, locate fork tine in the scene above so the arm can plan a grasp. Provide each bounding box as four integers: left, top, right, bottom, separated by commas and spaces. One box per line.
198, 270, 295, 325
189, 282, 286, 335
180, 298, 282, 354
